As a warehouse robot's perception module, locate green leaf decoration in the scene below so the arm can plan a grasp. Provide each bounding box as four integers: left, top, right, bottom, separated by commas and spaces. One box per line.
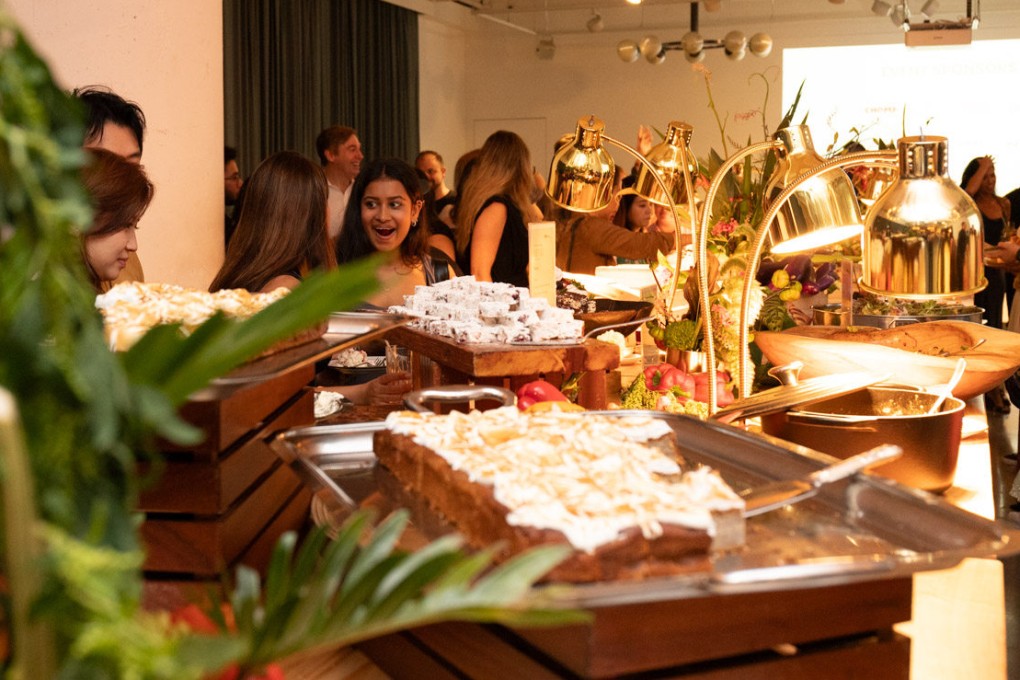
0, 9, 580, 677
209, 514, 585, 671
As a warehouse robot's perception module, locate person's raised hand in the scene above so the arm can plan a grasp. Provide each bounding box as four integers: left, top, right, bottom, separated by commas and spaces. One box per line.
637, 125, 653, 157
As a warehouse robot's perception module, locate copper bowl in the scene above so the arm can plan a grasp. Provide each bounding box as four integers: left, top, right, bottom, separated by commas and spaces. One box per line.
761, 386, 964, 493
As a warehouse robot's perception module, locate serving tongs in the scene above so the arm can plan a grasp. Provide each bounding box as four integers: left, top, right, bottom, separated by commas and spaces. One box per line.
740, 444, 902, 517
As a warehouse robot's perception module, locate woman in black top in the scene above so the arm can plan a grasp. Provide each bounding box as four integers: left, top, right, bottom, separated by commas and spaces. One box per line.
454, 130, 542, 287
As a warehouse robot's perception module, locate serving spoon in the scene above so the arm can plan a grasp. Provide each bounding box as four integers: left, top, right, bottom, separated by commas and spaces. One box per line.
927, 357, 966, 414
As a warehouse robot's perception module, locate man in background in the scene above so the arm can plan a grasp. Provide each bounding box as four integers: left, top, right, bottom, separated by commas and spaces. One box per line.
415, 150, 454, 213
74, 86, 147, 283
315, 125, 363, 240
224, 145, 243, 247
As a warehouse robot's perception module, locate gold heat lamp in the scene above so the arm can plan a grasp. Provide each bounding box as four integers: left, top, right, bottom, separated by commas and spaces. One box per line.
861, 135, 985, 299
633, 121, 698, 210
766, 125, 865, 255
699, 125, 904, 411
547, 115, 696, 309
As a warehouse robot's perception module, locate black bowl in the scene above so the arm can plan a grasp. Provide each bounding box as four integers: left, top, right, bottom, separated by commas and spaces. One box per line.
574, 298, 654, 338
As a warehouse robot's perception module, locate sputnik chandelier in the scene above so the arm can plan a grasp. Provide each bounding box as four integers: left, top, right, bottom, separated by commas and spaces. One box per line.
617, 0, 772, 64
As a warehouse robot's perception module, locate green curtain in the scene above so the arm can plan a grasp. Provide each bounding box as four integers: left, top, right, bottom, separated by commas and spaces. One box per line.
223, 0, 419, 176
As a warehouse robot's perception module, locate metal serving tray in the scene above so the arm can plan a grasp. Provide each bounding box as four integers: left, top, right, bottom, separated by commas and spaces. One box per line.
272, 410, 1020, 607
190, 311, 408, 400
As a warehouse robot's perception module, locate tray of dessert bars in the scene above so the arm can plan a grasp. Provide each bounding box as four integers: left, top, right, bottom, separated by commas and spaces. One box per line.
190, 311, 410, 400
271, 409, 1020, 607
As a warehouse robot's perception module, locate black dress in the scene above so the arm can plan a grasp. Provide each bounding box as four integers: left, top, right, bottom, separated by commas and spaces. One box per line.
458, 195, 530, 288
976, 214, 1007, 329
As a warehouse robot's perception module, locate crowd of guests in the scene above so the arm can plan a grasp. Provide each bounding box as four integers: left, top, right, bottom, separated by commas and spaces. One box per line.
74, 85, 1020, 420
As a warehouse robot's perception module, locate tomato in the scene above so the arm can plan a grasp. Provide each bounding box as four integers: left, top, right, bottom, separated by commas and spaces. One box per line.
516, 380, 568, 411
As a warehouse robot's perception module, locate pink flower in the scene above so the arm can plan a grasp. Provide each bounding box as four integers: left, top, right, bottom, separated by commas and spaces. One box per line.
712, 219, 737, 238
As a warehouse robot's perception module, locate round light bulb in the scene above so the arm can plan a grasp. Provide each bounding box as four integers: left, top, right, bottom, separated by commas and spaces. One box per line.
680, 31, 703, 56
646, 51, 666, 65
639, 35, 662, 60
684, 50, 706, 63
723, 30, 747, 54
616, 39, 640, 63
725, 46, 746, 61
749, 32, 773, 57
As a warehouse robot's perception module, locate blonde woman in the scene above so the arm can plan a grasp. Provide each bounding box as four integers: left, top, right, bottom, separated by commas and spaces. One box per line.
454, 130, 542, 287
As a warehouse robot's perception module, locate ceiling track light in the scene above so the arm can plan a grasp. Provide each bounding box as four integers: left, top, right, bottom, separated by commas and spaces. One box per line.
617, 2, 772, 65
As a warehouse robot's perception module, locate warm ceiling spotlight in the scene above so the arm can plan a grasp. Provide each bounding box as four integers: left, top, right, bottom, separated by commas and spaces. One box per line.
625, 0, 642, 5
890, 3, 910, 28
871, 0, 892, 17
536, 35, 556, 60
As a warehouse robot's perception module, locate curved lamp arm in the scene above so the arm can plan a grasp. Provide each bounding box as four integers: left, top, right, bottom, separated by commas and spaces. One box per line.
736, 149, 900, 399
600, 134, 696, 314
696, 140, 782, 414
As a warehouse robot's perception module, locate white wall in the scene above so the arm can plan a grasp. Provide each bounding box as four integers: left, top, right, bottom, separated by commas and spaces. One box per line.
5, 0, 224, 290
418, 3, 1020, 186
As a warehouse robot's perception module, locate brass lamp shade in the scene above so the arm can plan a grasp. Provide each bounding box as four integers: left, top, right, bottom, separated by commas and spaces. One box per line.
633, 121, 697, 208
765, 125, 864, 255
546, 116, 616, 212
861, 136, 985, 299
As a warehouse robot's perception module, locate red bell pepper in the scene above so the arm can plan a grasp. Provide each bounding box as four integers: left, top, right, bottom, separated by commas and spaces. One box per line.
516, 380, 568, 411
642, 364, 695, 400
691, 370, 734, 407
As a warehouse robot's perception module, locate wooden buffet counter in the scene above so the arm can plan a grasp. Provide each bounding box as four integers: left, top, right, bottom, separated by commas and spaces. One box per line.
286, 403, 1010, 680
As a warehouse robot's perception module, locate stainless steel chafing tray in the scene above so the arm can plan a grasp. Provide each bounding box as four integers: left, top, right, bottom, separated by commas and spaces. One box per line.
189, 311, 409, 400
271, 409, 1020, 607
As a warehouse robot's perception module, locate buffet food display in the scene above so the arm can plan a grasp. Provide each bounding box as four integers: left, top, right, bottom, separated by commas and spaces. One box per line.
388, 276, 583, 344
375, 407, 744, 582
96, 281, 291, 351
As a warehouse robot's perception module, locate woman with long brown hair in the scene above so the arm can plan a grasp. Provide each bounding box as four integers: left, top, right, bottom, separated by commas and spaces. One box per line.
210, 151, 335, 293
454, 130, 542, 286
80, 148, 154, 292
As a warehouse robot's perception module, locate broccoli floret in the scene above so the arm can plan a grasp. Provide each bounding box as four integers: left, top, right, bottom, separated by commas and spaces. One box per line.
621, 374, 660, 409
664, 319, 700, 350
660, 399, 709, 420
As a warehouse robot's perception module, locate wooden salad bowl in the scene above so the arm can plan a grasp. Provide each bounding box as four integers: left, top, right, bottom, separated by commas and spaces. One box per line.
754, 320, 1020, 401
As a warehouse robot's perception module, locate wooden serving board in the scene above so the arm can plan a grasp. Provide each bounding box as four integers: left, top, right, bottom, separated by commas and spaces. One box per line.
385, 326, 619, 409
756, 320, 1020, 401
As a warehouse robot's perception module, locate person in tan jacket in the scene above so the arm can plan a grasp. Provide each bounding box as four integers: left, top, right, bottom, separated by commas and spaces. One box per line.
555, 167, 676, 275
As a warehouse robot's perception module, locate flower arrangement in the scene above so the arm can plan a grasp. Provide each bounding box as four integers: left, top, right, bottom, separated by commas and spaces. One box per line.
643, 67, 849, 387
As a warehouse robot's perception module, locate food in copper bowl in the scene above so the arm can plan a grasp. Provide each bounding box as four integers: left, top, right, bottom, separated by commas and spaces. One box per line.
761, 386, 964, 493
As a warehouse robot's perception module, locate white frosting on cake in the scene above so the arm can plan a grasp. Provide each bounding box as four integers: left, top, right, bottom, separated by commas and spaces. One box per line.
96, 282, 289, 351
383, 408, 743, 553
387, 276, 583, 344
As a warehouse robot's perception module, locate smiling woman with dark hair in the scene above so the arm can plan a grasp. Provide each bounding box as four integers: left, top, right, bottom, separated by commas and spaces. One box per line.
336, 157, 457, 308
